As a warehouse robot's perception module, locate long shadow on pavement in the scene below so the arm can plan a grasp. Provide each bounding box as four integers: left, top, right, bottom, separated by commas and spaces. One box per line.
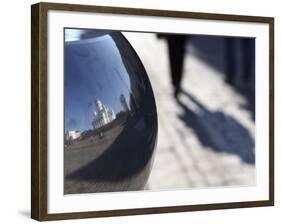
177, 90, 255, 164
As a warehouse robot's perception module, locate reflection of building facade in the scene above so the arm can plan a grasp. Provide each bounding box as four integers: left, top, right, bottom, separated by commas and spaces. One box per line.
66, 130, 81, 141
92, 98, 116, 129
120, 94, 129, 111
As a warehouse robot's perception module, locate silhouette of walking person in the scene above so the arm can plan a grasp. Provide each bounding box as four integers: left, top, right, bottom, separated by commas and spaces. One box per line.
158, 34, 189, 98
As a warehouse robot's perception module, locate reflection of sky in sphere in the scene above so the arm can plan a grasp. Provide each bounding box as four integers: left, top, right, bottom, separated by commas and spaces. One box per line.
64, 29, 132, 132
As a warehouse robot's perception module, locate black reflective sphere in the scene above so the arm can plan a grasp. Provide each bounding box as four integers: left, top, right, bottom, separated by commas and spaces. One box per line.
64, 29, 158, 194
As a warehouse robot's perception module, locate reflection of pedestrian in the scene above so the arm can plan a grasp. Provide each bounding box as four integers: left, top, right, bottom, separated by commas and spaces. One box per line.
158, 34, 189, 98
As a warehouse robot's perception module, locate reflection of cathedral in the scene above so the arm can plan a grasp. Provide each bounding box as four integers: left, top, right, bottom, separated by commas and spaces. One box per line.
92, 98, 116, 130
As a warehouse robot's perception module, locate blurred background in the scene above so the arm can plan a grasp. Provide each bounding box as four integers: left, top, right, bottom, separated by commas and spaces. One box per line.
123, 32, 256, 190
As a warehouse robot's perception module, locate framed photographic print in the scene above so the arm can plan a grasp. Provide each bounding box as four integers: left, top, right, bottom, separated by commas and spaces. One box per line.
31, 2, 274, 221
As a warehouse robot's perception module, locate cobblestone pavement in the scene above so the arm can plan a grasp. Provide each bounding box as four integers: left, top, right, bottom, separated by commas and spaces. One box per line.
124, 32, 256, 190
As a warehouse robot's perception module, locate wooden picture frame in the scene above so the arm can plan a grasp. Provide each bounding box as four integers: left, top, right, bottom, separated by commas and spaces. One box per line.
31, 2, 274, 221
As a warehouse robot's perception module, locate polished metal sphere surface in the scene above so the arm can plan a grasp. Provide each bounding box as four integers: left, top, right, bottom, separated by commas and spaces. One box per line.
64, 29, 158, 194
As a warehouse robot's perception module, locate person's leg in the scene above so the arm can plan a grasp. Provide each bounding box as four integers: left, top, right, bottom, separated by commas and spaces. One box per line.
225, 37, 236, 85
167, 35, 186, 98
242, 38, 255, 82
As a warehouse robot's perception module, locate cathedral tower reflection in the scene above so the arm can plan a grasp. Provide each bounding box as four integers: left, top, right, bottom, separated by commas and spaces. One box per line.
92, 98, 116, 130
